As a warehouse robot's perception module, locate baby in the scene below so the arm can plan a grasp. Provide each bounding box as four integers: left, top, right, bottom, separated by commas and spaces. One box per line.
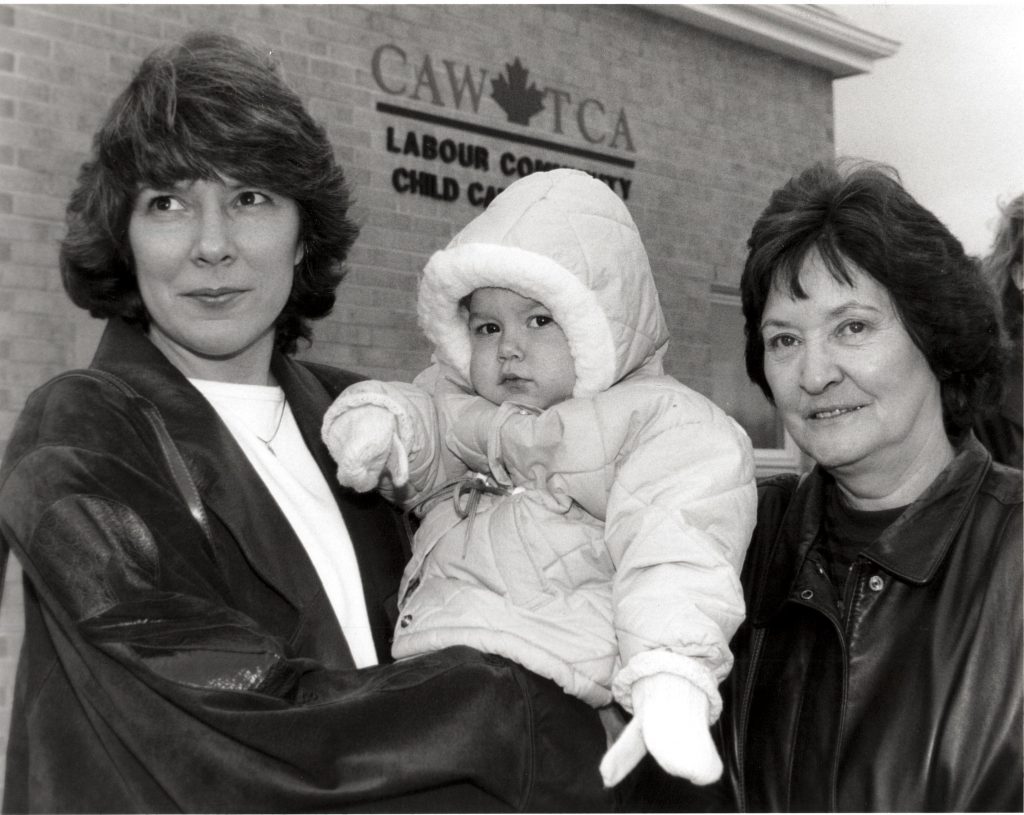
322, 169, 756, 786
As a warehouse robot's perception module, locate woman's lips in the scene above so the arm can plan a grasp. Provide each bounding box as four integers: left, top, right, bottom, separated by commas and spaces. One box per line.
807, 404, 866, 420
184, 288, 246, 304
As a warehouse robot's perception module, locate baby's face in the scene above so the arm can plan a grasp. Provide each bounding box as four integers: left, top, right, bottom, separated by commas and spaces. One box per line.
467, 287, 576, 409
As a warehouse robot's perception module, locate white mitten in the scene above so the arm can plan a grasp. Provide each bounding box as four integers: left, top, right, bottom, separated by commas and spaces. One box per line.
599, 673, 722, 788
321, 405, 409, 492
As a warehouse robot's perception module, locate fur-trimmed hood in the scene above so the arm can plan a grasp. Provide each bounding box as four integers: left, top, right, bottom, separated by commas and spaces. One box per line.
417, 169, 669, 398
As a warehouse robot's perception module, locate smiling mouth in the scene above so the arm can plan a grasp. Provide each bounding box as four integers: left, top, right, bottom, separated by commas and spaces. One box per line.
185, 288, 246, 302
808, 405, 866, 420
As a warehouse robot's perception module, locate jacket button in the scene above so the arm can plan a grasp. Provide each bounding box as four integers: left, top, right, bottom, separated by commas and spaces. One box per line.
400, 614, 413, 628
869, 575, 885, 591
800, 589, 814, 600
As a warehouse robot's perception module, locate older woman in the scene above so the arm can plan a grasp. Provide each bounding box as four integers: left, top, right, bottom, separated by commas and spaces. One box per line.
0, 33, 608, 813
716, 161, 1022, 811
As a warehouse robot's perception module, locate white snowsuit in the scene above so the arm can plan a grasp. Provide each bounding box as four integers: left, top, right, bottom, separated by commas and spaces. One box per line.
326, 169, 756, 715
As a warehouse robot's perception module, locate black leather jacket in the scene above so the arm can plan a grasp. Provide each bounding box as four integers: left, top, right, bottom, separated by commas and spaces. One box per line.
720, 438, 1023, 811
0, 319, 609, 813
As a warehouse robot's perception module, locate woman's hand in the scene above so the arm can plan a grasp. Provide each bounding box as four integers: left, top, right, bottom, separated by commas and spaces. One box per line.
600, 673, 722, 788
322, 405, 409, 492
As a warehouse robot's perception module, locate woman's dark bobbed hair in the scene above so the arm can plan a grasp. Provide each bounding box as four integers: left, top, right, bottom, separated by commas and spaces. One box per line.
60, 31, 358, 355
740, 159, 1006, 438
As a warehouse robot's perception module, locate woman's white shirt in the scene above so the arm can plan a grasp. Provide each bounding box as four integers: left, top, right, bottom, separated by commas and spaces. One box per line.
190, 378, 379, 668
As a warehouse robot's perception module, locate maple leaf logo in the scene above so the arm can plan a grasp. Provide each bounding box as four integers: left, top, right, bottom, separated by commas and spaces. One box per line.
491, 58, 545, 126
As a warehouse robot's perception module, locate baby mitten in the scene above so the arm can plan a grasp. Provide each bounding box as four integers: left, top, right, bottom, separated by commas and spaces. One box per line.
321, 405, 409, 492
599, 673, 722, 787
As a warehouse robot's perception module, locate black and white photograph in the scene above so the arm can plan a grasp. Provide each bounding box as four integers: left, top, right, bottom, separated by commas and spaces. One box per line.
0, 4, 1020, 811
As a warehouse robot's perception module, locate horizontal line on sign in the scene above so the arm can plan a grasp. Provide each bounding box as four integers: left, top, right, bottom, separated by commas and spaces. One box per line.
376, 101, 636, 170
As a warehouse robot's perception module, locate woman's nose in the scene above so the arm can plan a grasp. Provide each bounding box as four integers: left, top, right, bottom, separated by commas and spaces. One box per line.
191, 206, 235, 266
798, 340, 842, 393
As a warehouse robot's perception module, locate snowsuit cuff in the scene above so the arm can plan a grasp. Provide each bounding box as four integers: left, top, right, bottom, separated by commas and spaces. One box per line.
612, 649, 722, 723
322, 386, 415, 452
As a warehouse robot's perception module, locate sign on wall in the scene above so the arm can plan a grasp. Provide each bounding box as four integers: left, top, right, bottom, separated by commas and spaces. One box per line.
372, 44, 636, 207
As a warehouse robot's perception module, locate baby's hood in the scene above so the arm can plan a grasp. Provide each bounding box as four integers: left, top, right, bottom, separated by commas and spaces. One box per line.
417, 168, 669, 397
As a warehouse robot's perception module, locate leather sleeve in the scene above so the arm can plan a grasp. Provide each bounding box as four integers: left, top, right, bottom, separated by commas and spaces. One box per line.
0, 377, 603, 812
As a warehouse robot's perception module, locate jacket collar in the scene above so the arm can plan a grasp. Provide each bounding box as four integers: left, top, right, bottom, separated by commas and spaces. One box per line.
752, 436, 992, 624
89, 319, 355, 658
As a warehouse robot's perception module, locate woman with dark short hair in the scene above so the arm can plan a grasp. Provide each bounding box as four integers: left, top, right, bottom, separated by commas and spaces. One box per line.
712, 160, 1022, 811
0, 32, 609, 813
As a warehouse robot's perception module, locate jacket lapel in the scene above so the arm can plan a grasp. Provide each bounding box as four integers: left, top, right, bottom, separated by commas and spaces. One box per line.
90, 320, 354, 661
864, 437, 991, 584
750, 438, 993, 625
274, 356, 407, 663
750, 469, 828, 625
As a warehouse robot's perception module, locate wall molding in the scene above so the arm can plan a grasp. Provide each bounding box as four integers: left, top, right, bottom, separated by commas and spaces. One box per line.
642, 4, 899, 77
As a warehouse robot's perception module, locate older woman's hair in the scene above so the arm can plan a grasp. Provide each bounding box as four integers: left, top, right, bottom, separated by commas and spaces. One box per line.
61, 31, 358, 354
740, 159, 1005, 437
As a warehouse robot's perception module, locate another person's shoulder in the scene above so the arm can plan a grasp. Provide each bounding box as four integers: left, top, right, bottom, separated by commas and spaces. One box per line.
980, 459, 1023, 508
977, 461, 1023, 558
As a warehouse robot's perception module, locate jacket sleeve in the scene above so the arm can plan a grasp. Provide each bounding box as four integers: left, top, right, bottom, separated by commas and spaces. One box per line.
485, 382, 757, 717
327, 375, 485, 507
0, 378, 594, 812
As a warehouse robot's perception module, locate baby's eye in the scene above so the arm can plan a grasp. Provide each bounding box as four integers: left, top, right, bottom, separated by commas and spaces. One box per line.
528, 314, 555, 328
472, 322, 500, 336
236, 190, 271, 207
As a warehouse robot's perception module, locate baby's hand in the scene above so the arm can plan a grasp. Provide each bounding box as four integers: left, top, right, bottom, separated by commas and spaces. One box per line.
322, 405, 409, 492
600, 673, 722, 787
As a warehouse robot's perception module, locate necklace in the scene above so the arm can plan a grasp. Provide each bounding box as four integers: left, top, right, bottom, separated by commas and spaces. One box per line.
255, 398, 287, 456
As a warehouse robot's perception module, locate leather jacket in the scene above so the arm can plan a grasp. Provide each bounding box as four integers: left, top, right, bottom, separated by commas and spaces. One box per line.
0, 319, 610, 813
719, 437, 1023, 811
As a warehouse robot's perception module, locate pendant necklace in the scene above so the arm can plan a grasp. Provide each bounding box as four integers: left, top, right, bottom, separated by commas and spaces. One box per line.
256, 399, 287, 456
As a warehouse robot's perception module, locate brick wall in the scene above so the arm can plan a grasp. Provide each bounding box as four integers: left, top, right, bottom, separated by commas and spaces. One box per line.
0, 3, 834, 796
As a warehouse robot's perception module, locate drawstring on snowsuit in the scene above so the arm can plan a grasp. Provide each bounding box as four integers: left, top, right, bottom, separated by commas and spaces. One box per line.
401, 473, 516, 562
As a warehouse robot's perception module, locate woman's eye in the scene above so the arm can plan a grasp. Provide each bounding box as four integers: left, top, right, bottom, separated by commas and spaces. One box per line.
147, 195, 183, 212
765, 333, 798, 350
236, 190, 270, 207
838, 320, 868, 338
